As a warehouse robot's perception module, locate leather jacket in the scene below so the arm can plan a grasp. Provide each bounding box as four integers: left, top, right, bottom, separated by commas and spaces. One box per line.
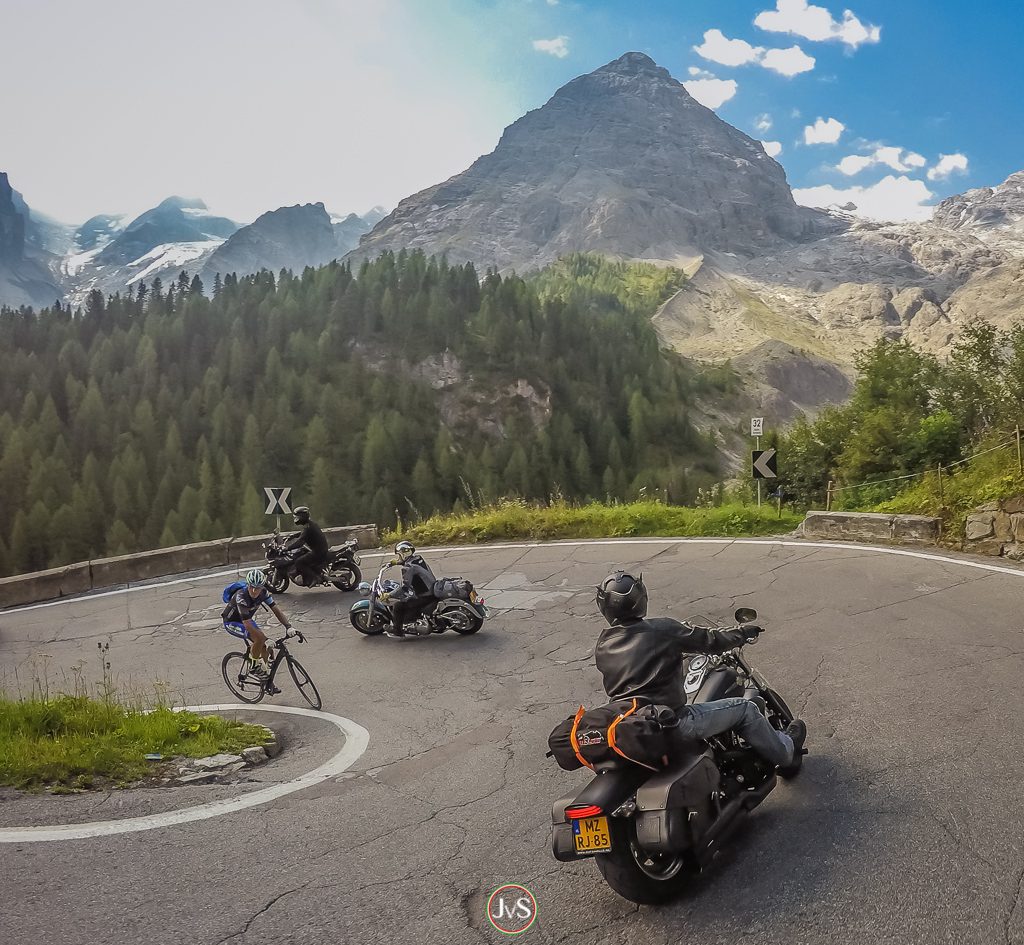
286, 521, 329, 558
595, 616, 747, 712
401, 553, 437, 598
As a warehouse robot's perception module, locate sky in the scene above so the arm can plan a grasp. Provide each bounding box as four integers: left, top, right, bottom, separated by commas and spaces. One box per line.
3, 0, 1022, 226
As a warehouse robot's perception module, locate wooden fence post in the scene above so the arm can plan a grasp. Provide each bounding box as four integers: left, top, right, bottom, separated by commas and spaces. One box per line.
826, 480, 834, 512
1016, 425, 1022, 476
937, 465, 944, 505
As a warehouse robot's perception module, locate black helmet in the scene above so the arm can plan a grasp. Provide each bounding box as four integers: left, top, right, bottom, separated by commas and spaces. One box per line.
293, 506, 311, 526
596, 570, 648, 624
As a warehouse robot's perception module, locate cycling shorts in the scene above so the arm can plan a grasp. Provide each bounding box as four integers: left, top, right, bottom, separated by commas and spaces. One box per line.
223, 619, 260, 640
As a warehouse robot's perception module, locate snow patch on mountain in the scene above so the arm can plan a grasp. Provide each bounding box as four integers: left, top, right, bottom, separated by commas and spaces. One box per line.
126, 240, 223, 285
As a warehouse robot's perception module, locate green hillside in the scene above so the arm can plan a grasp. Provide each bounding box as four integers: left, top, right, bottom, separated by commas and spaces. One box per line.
0, 253, 732, 576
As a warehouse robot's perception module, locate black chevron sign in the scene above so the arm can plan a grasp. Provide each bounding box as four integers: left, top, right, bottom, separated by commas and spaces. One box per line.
752, 449, 778, 480
263, 486, 292, 516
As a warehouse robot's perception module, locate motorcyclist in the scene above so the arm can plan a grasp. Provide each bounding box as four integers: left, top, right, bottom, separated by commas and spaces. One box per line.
285, 506, 330, 585
594, 570, 806, 773
384, 540, 437, 639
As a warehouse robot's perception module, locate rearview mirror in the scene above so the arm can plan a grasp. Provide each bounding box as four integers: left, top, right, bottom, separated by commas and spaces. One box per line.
734, 607, 758, 624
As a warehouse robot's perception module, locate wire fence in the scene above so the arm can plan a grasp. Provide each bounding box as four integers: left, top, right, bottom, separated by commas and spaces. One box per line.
825, 429, 1024, 511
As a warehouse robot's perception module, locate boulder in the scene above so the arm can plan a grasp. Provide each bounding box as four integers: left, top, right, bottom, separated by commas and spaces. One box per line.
966, 513, 996, 541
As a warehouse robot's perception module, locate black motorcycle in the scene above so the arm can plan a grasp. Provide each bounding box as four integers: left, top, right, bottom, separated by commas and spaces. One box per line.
262, 534, 362, 594
549, 608, 805, 904
349, 560, 489, 636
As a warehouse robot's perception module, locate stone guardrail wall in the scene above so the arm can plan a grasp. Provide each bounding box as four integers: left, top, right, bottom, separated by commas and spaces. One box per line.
802, 511, 941, 544
0, 524, 380, 611
963, 497, 1024, 559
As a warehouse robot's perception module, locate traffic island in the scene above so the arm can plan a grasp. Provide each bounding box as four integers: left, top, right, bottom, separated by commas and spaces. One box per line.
0, 697, 277, 794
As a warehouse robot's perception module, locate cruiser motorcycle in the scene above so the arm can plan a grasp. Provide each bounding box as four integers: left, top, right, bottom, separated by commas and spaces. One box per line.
549, 608, 806, 904
349, 559, 489, 636
262, 534, 362, 594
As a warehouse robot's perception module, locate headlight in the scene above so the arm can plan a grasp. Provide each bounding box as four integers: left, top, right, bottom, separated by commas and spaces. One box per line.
356, 582, 372, 596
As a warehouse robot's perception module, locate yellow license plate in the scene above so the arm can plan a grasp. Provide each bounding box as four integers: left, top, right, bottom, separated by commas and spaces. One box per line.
572, 816, 611, 854
469, 590, 478, 603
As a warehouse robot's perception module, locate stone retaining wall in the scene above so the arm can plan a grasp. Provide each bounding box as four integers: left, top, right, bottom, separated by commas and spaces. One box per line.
0, 524, 379, 610
963, 497, 1024, 558
802, 511, 941, 544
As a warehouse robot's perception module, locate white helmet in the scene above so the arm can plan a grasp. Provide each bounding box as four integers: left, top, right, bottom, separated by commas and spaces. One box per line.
246, 568, 267, 588
395, 541, 415, 562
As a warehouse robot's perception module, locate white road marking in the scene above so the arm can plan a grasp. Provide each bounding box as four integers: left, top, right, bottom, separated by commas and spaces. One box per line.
0, 704, 369, 843
4, 537, 1023, 617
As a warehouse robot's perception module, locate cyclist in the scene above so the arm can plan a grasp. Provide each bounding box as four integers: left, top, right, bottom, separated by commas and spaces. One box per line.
222, 568, 295, 684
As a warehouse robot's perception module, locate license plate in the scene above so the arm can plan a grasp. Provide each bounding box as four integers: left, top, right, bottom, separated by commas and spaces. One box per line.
572, 816, 611, 855
469, 590, 478, 603
353, 555, 361, 565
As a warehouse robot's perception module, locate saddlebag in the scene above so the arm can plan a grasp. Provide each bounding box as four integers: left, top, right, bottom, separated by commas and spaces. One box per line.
634, 750, 720, 856
433, 577, 473, 599
547, 699, 678, 772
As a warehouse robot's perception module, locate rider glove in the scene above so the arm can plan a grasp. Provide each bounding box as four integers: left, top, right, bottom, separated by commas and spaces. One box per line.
285, 625, 297, 637
741, 624, 763, 642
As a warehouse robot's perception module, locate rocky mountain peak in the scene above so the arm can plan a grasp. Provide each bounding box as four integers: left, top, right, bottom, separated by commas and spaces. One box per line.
0, 172, 26, 262
352, 52, 830, 272
933, 169, 1024, 232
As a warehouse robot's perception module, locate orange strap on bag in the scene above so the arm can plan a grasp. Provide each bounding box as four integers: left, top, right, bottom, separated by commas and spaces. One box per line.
608, 698, 660, 772
568, 705, 592, 769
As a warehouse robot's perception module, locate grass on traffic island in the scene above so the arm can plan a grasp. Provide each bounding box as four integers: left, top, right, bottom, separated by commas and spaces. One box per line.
387, 498, 803, 546
0, 694, 272, 792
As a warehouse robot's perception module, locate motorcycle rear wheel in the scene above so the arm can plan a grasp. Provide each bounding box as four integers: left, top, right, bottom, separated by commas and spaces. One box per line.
331, 564, 361, 592
266, 568, 289, 594
595, 818, 690, 905
438, 602, 484, 635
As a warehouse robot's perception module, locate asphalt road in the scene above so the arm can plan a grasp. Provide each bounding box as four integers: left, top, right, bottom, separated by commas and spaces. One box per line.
3, 538, 1024, 945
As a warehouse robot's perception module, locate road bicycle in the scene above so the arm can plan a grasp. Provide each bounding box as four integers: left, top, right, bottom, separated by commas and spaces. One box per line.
221, 630, 322, 710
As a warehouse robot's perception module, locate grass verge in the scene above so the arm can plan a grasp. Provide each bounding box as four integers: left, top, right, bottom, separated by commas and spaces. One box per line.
387, 499, 802, 545
0, 695, 271, 790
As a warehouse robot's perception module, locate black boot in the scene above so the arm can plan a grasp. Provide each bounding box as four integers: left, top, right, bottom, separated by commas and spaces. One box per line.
778, 719, 807, 777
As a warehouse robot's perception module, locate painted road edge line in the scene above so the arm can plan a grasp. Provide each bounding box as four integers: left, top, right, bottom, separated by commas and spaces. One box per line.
0, 704, 369, 843
5, 537, 1024, 616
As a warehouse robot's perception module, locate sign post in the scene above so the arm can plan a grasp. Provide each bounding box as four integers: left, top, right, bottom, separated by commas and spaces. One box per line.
751, 448, 778, 508
263, 487, 292, 534
751, 418, 764, 507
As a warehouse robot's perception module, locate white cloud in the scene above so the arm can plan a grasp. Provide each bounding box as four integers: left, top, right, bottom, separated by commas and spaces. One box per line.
804, 116, 845, 144
838, 154, 874, 175
693, 28, 814, 76
762, 140, 783, 157
837, 145, 929, 175
695, 28, 763, 67
688, 66, 715, 78
928, 153, 969, 180
755, 0, 881, 49
683, 77, 739, 109
760, 44, 816, 76
793, 175, 935, 222
532, 36, 568, 58
546, 0, 559, 5
755, 113, 773, 131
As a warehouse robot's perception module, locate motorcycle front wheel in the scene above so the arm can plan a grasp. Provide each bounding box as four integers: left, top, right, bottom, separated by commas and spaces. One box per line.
350, 606, 389, 635
266, 568, 289, 594
331, 563, 362, 592
595, 818, 690, 905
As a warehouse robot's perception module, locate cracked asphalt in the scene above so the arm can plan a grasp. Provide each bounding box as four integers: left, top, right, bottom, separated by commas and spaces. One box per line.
4, 539, 1024, 945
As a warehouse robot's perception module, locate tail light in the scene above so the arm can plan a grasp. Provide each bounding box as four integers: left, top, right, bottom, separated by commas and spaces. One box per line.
565, 805, 604, 820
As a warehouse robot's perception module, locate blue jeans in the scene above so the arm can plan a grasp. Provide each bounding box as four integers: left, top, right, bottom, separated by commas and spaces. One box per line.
679, 697, 794, 767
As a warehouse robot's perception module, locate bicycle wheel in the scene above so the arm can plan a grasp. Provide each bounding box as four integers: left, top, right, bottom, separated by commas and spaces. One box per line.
221, 652, 266, 704
287, 656, 322, 710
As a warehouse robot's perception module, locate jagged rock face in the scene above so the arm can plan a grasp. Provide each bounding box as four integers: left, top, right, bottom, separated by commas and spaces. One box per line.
353, 52, 832, 272
933, 171, 1024, 232
0, 173, 26, 262
202, 203, 341, 280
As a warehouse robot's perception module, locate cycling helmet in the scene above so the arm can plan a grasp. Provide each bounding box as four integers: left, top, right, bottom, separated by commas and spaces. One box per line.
596, 570, 648, 623
395, 540, 416, 562
293, 506, 311, 526
246, 568, 267, 588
